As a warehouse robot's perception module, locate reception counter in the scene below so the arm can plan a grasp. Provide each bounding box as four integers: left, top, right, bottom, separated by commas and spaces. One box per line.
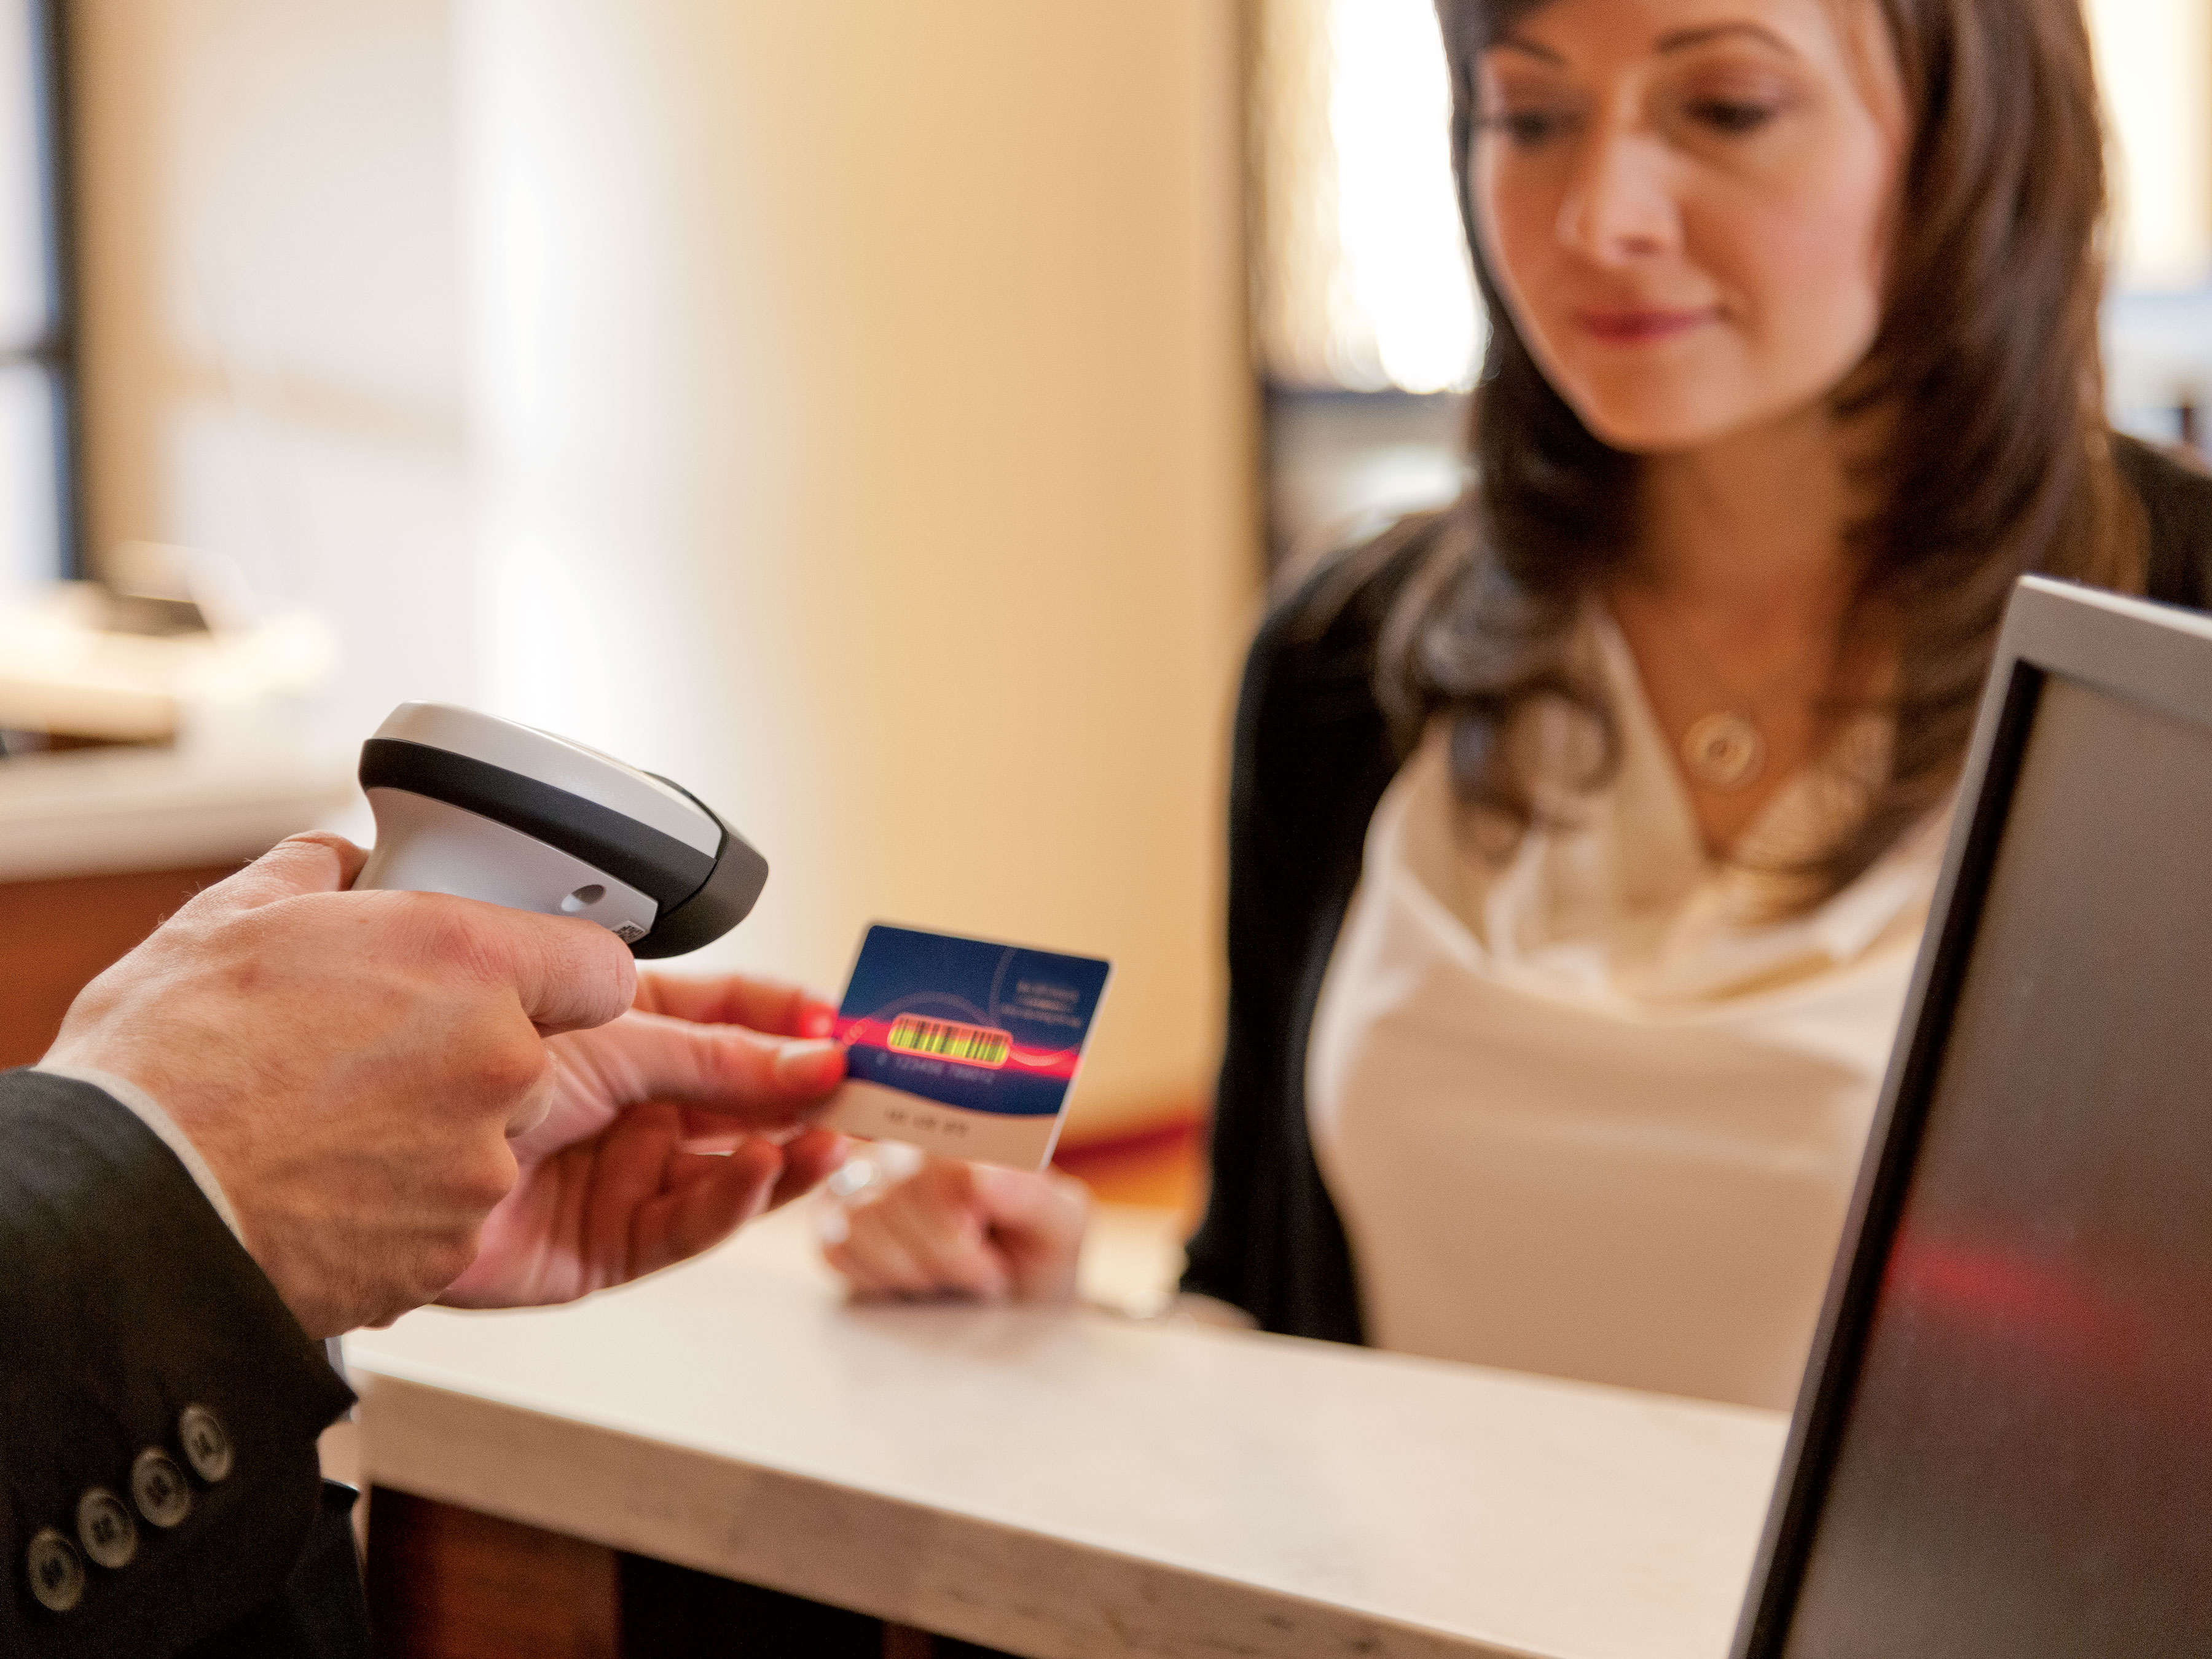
345, 1202, 1789, 1659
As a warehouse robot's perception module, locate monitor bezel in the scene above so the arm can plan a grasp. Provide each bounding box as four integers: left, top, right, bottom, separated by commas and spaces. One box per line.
1731, 574, 2212, 1657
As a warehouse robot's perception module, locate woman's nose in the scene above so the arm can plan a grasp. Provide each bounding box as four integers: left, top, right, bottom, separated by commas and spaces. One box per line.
1556, 125, 1679, 265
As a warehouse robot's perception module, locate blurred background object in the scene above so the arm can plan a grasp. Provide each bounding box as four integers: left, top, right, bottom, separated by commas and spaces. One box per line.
6, 0, 2211, 1158
33, 0, 1257, 1165
0, 567, 334, 747
1250, 0, 1475, 567
443, 2, 1254, 1153
2092, 0, 2212, 448
7, 12, 2212, 1642
0, 0, 73, 597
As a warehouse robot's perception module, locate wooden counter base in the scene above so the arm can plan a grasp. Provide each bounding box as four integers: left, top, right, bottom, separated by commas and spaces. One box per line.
364, 1488, 1003, 1658
0, 863, 248, 1065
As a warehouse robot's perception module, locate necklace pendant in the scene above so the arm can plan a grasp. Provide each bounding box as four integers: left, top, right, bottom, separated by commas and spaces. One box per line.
1682, 710, 1765, 791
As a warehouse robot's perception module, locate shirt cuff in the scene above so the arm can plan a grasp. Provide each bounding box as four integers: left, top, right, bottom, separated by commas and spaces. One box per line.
32, 1062, 245, 1244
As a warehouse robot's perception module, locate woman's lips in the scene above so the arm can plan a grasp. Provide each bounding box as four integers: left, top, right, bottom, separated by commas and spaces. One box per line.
1573, 305, 1716, 343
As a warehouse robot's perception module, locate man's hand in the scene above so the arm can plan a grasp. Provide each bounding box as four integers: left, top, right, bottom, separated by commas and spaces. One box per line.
438, 973, 849, 1307
43, 833, 635, 1338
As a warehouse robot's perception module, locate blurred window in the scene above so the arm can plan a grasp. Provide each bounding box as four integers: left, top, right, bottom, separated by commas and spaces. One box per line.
2088, 0, 2212, 449
0, 0, 71, 591
1250, 0, 1480, 566
1253, 0, 1478, 396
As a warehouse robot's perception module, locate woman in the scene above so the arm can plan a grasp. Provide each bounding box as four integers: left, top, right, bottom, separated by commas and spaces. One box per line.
824, 0, 2212, 1410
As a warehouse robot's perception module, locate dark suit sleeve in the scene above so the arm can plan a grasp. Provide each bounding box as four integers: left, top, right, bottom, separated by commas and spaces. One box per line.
0, 1069, 358, 1656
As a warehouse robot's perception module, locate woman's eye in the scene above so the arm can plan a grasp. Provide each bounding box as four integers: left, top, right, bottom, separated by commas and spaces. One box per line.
1480, 107, 1576, 149
1684, 98, 1779, 136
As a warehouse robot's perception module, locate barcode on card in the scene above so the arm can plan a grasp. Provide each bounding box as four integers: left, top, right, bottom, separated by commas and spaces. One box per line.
886, 1014, 1011, 1069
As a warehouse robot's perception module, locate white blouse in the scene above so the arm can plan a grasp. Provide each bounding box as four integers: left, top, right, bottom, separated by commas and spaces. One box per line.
1306, 613, 1949, 1410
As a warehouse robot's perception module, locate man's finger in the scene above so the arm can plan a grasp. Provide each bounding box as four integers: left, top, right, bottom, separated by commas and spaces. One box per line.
229, 837, 634, 1035
632, 971, 837, 1038
196, 832, 369, 913
594, 1013, 845, 1118
504, 1063, 560, 1140
635, 1143, 785, 1277
763, 1129, 849, 1213
487, 909, 638, 1035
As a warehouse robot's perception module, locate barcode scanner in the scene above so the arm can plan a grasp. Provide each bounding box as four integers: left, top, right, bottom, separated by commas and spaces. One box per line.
353, 702, 768, 958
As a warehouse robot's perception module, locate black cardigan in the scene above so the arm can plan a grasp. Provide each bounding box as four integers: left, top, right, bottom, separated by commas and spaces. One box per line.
1180, 436, 2212, 1344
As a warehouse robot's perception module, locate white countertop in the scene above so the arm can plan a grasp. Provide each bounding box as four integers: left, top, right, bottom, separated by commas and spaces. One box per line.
0, 745, 355, 882
345, 1201, 1787, 1659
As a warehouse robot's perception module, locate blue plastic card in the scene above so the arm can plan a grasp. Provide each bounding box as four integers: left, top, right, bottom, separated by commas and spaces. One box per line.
822, 922, 1112, 1170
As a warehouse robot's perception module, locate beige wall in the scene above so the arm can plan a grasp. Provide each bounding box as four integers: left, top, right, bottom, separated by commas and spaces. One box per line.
77, 2, 1258, 1139
73, 0, 476, 743
461, 1, 1257, 1137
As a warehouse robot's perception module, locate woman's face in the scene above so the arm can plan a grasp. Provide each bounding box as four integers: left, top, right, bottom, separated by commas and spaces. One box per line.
1472, 0, 1906, 453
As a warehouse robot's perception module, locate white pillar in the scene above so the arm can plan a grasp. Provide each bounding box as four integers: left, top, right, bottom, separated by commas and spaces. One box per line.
457, 1, 1257, 1135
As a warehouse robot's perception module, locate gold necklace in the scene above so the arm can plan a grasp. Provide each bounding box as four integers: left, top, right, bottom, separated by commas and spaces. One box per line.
1682, 708, 1766, 792
1656, 593, 1837, 794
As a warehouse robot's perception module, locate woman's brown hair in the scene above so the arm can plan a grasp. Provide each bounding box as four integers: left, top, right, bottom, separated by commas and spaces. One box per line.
1378, 0, 2143, 901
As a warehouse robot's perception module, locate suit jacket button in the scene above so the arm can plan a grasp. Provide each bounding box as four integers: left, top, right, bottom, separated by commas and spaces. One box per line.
75, 1488, 138, 1570
26, 1528, 85, 1613
179, 1404, 234, 1483
130, 1448, 193, 1529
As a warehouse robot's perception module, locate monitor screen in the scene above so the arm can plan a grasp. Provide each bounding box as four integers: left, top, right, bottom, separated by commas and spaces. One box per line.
1778, 670, 2212, 1656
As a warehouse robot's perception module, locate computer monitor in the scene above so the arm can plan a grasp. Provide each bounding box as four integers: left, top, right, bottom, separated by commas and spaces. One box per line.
1733, 576, 2212, 1658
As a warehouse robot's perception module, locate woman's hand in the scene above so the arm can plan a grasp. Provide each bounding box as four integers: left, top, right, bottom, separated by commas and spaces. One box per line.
437, 971, 848, 1309
822, 1153, 1091, 1303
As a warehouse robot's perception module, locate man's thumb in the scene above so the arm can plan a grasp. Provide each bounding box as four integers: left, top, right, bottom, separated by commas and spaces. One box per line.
216, 832, 369, 908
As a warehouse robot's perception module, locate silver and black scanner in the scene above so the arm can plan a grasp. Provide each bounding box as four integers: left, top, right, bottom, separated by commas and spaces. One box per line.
353, 702, 767, 959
